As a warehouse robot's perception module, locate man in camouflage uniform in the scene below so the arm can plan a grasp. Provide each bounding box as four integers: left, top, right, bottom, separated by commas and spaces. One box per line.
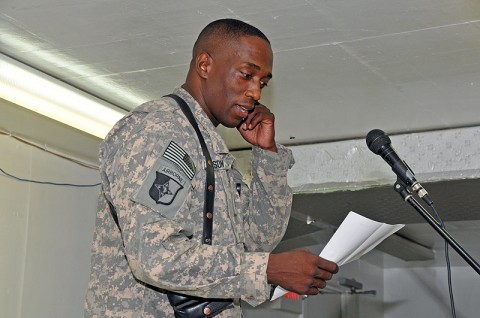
84, 18, 338, 317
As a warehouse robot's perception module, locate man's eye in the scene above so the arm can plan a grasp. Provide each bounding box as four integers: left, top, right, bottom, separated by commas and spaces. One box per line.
241, 72, 252, 79
260, 81, 268, 89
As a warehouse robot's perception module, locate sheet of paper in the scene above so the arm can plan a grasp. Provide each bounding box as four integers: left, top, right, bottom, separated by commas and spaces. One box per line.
271, 211, 404, 301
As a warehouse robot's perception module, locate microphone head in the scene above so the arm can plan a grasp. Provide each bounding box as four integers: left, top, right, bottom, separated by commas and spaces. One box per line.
366, 129, 391, 154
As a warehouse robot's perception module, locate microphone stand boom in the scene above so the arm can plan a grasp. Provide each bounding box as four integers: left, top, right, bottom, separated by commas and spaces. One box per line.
394, 179, 480, 275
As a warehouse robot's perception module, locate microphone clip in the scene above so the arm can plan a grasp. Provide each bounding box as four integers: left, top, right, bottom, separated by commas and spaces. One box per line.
394, 178, 433, 206
393, 179, 412, 201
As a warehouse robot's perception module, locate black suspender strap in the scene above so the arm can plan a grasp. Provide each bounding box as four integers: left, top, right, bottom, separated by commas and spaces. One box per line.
165, 94, 215, 245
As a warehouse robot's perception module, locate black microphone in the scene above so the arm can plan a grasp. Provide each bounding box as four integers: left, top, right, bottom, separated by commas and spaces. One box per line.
366, 129, 433, 205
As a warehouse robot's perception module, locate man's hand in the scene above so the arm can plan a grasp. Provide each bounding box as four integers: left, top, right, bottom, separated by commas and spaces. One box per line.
267, 249, 339, 296
237, 102, 277, 152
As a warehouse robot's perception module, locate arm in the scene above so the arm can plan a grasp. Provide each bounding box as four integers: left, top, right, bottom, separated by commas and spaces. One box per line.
237, 103, 339, 295
236, 103, 293, 251
241, 144, 294, 252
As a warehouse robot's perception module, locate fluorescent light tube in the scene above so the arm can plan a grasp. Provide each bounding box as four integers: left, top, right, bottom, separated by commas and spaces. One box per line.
0, 53, 127, 138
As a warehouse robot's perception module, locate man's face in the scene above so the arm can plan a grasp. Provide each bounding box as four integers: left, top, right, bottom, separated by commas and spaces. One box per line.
200, 36, 273, 128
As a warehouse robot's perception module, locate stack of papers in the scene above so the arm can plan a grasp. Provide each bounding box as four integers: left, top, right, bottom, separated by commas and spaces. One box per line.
271, 211, 404, 301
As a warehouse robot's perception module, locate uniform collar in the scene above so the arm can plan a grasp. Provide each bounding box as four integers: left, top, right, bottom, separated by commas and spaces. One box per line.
173, 87, 231, 155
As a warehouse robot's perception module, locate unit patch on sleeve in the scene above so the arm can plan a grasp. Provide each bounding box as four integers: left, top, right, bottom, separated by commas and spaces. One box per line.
133, 151, 194, 219
149, 168, 185, 204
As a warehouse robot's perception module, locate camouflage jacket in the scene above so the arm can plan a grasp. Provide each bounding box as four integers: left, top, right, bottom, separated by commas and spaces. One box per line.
84, 88, 294, 317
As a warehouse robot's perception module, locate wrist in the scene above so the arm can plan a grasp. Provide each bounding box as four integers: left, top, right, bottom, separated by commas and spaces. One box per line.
258, 142, 277, 153
266, 253, 281, 285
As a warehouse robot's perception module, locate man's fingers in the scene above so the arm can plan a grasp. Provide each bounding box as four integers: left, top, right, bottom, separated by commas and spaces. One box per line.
242, 103, 273, 129
317, 258, 339, 274
314, 270, 334, 282
312, 277, 327, 289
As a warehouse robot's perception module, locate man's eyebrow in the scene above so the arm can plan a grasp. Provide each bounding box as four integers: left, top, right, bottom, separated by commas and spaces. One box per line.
245, 62, 273, 79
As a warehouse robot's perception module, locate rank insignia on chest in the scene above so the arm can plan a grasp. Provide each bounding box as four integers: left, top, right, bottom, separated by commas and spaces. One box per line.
149, 171, 184, 205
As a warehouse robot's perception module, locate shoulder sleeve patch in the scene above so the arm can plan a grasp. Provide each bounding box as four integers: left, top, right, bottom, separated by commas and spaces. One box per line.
133, 156, 191, 219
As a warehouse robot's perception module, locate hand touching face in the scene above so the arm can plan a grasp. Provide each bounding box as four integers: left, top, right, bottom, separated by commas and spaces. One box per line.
237, 102, 277, 152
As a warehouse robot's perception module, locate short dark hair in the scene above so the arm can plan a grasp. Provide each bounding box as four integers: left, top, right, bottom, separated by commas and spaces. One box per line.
193, 18, 270, 56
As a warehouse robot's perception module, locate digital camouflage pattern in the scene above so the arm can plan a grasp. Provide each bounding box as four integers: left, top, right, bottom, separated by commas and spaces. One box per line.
84, 88, 294, 317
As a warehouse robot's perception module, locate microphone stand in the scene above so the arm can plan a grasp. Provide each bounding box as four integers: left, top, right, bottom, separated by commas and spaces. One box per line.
394, 179, 480, 276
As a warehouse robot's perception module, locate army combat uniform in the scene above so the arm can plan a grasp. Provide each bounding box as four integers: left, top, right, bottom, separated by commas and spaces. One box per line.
84, 88, 294, 317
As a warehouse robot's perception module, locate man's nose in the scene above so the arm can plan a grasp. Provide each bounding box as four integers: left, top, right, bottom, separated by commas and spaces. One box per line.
245, 82, 261, 101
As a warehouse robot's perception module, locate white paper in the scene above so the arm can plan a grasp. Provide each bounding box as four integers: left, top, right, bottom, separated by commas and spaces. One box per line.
271, 211, 404, 301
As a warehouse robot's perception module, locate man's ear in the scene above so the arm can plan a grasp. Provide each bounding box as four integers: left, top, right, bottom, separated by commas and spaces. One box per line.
196, 52, 211, 79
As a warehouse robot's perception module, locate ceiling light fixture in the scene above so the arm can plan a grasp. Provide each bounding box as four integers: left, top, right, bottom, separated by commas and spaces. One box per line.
0, 53, 127, 139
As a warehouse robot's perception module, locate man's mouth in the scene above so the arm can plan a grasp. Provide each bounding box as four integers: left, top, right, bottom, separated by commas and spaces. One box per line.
236, 104, 250, 118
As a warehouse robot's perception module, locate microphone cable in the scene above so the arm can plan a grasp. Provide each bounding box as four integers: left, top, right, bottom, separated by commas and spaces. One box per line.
428, 203, 456, 318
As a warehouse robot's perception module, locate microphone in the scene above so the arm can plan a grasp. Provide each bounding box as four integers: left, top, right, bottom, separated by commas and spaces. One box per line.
366, 129, 433, 205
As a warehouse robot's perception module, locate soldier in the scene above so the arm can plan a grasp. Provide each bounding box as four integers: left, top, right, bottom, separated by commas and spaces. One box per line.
84, 18, 338, 318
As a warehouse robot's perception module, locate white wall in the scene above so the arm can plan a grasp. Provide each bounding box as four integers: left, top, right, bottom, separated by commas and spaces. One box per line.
288, 126, 480, 192
384, 266, 480, 318
0, 135, 99, 318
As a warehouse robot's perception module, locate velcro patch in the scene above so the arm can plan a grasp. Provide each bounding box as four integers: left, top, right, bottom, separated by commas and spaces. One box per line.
133, 157, 191, 219
162, 141, 195, 180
